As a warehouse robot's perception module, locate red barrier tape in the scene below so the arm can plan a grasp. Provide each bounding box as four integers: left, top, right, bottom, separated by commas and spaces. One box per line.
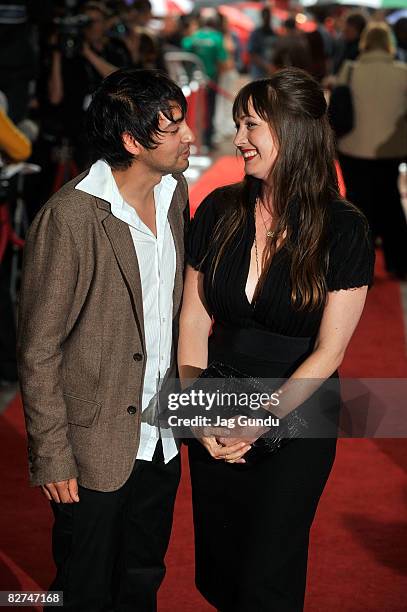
0, 203, 25, 263
206, 79, 235, 101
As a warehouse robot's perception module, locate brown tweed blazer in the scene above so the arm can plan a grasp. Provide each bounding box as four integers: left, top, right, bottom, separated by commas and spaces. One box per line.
17, 170, 189, 492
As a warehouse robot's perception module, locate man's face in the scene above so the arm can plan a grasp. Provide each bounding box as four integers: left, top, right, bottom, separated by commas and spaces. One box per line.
137, 8, 152, 27
262, 9, 271, 28
343, 22, 359, 42
84, 9, 107, 44
138, 105, 195, 175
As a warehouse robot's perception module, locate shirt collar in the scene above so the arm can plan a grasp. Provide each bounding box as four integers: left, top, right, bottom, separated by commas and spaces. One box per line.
75, 159, 178, 230
359, 50, 394, 63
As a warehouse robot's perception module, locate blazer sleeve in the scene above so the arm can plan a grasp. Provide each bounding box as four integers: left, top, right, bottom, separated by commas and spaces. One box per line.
17, 205, 80, 486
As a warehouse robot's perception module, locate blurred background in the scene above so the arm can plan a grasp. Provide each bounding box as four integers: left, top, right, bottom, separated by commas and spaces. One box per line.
0, 1, 407, 610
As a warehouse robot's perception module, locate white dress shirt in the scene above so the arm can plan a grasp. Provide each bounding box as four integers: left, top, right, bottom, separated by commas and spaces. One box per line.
76, 159, 179, 463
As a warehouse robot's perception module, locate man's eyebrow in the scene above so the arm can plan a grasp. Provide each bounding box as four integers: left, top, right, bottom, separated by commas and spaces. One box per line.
163, 117, 183, 130
160, 110, 184, 128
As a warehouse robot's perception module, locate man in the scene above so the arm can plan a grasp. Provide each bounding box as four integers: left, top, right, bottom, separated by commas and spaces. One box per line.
247, 7, 276, 79
121, 0, 167, 72
182, 12, 228, 150
0, 0, 50, 123
333, 11, 367, 74
17, 68, 194, 611
271, 17, 312, 74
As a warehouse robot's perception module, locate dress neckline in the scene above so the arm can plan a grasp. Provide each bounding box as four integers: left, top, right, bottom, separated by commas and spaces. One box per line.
244, 210, 286, 308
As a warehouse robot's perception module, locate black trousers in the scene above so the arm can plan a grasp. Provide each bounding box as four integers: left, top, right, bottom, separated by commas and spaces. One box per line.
338, 153, 407, 276
48, 441, 180, 612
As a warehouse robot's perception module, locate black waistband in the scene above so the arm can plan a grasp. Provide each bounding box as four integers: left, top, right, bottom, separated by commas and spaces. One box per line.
210, 324, 314, 364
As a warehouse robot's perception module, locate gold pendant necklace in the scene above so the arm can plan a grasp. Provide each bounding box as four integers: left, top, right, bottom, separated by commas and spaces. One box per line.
256, 197, 275, 239
254, 231, 260, 280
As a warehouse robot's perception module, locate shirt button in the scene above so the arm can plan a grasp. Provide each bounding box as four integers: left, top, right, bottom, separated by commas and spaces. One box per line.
133, 353, 143, 361
127, 405, 138, 415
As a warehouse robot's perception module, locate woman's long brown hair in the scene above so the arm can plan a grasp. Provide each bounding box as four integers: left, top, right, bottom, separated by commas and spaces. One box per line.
209, 68, 344, 311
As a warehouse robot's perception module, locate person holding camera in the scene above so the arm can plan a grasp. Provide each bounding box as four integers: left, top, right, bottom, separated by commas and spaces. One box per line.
48, 1, 131, 169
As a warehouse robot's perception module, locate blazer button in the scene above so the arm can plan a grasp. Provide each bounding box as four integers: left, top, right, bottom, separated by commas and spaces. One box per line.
127, 405, 138, 415
133, 353, 143, 361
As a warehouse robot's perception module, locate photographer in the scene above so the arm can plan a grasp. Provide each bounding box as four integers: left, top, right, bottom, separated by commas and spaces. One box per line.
48, 1, 131, 168
0, 0, 52, 124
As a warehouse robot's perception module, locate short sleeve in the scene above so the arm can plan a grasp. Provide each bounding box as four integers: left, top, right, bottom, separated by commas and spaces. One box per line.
326, 204, 375, 291
185, 191, 219, 273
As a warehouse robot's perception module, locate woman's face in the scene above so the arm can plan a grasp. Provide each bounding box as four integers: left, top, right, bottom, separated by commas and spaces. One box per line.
233, 100, 278, 182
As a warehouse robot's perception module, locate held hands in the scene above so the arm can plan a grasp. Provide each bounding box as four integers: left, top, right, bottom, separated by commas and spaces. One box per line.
193, 418, 267, 464
199, 435, 252, 464
191, 423, 251, 463
216, 417, 269, 461
41, 478, 80, 504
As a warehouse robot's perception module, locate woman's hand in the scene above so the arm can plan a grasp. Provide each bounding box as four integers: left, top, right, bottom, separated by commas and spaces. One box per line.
216, 418, 269, 457
198, 433, 252, 464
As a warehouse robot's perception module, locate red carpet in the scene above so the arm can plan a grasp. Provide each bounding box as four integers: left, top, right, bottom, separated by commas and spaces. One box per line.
1, 157, 406, 611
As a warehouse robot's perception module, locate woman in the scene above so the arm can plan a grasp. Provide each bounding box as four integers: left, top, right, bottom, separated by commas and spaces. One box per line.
337, 21, 407, 279
178, 68, 374, 612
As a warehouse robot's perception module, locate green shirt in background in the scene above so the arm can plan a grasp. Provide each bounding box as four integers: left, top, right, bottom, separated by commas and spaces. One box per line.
182, 28, 227, 81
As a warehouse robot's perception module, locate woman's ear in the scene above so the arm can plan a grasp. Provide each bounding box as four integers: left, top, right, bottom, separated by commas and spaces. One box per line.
122, 132, 143, 156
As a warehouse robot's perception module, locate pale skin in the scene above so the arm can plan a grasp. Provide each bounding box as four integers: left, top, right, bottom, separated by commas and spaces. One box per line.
41, 106, 194, 503
178, 101, 368, 464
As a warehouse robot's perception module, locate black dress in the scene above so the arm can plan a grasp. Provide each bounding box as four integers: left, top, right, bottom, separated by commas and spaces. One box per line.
185, 184, 375, 612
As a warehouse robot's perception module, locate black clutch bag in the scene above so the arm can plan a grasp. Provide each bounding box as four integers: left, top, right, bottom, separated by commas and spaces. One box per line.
166, 361, 308, 461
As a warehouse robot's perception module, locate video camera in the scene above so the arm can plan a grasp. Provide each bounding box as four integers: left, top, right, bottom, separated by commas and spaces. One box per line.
54, 13, 92, 59
53, 0, 91, 59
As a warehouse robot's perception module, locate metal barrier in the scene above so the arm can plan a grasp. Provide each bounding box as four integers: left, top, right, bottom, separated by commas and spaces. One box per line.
0, 162, 41, 303
164, 51, 208, 154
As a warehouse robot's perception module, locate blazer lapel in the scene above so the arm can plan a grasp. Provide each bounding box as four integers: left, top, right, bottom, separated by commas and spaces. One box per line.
102, 213, 146, 350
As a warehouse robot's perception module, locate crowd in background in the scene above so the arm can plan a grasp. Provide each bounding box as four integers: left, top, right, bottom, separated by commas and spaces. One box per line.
0, 0, 407, 385
0, 1, 406, 180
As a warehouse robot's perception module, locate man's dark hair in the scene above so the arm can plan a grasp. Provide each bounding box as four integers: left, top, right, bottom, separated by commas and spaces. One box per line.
82, 1, 111, 18
86, 68, 187, 170
346, 12, 367, 37
284, 17, 297, 32
133, 0, 151, 13
261, 7, 271, 22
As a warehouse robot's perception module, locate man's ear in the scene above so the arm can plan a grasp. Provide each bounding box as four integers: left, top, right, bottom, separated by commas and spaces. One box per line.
122, 132, 143, 156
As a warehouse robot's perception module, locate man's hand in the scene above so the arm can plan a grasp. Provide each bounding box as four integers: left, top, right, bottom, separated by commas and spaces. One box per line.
41, 478, 80, 504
